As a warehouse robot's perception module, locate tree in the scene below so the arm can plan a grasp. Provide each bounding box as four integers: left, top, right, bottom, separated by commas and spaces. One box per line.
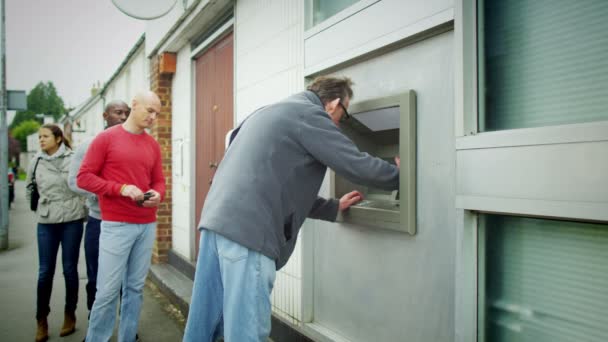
28, 81, 66, 119
11, 120, 41, 151
8, 134, 21, 165
9, 110, 36, 130
9, 81, 67, 129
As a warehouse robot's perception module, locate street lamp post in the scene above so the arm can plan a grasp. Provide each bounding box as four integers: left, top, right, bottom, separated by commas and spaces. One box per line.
0, 0, 8, 250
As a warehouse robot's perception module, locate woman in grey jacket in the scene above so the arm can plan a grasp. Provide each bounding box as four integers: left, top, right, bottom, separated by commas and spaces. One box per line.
26, 124, 86, 342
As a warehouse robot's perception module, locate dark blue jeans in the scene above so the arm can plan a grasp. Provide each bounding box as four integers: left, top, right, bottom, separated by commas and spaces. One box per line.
36, 219, 84, 319
84, 216, 101, 311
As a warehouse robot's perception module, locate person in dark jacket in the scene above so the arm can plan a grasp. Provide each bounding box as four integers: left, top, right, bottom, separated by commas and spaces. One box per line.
26, 124, 86, 342
183, 76, 400, 342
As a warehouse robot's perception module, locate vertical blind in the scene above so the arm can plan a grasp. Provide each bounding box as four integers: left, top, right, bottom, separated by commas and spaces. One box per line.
481, 215, 608, 342
479, 0, 608, 131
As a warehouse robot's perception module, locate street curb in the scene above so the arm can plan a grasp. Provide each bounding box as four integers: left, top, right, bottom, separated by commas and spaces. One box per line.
148, 264, 192, 320
149, 254, 312, 342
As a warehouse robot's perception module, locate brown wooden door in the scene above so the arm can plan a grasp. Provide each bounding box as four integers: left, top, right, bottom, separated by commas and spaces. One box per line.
194, 32, 234, 256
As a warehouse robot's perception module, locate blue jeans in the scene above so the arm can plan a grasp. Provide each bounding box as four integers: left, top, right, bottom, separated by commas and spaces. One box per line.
84, 216, 101, 311
183, 229, 276, 342
86, 221, 156, 342
36, 219, 84, 319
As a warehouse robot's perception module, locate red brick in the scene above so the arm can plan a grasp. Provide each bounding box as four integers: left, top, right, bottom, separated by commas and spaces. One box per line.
150, 52, 175, 264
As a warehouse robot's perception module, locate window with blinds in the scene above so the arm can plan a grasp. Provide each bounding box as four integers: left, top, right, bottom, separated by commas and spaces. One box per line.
307, 0, 361, 28
479, 215, 608, 342
478, 0, 608, 131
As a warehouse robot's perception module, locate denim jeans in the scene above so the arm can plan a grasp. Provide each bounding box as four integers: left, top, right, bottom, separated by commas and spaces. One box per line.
183, 229, 276, 342
84, 216, 101, 311
85, 221, 156, 342
36, 219, 84, 319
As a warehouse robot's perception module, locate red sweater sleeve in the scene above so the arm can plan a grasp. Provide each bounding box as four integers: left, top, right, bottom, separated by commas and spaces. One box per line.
149, 143, 166, 200
77, 134, 123, 196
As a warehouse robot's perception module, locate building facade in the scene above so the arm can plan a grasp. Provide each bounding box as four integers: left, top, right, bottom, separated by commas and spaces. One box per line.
141, 1, 608, 341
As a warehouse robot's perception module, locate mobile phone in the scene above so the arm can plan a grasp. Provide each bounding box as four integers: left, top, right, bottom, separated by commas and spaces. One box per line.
143, 191, 153, 201
137, 192, 154, 206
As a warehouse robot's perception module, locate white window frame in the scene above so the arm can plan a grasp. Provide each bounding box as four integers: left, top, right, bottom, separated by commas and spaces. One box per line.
455, 1, 608, 341
304, 0, 380, 34
456, 0, 608, 223
303, 0, 454, 77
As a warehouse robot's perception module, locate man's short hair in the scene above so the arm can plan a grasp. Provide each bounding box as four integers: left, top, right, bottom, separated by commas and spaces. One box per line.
104, 100, 129, 113
307, 76, 354, 104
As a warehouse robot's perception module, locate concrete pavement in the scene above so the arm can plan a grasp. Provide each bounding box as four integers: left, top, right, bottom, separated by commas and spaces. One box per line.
0, 181, 185, 341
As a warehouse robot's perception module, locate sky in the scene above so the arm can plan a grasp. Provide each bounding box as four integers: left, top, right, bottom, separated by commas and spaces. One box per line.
6, 0, 145, 123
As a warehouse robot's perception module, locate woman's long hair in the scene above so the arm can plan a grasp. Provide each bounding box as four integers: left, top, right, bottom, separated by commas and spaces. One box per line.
41, 123, 72, 149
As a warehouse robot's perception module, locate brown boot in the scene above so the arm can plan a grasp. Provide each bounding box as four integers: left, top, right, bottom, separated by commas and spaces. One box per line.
59, 311, 76, 337
35, 318, 49, 342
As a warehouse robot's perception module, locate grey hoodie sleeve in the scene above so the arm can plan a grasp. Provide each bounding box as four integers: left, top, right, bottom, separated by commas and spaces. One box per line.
68, 139, 94, 197
308, 197, 339, 221
298, 109, 400, 191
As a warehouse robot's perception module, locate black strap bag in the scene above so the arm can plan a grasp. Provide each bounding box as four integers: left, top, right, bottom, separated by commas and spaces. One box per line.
26, 157, 42, 211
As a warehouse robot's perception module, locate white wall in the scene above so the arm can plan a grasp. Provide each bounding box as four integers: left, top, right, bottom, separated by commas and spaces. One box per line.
235, 0, 304, 121
235, 0, 306, 323
303, 0, 453, 75
171, 44, 194, 259
104, 46, 148, 106
72, 98, 104, 148
162, 1, 457, 341
309, 32, 455, 342
235, 1, 456, 341
26, 130, 39, 153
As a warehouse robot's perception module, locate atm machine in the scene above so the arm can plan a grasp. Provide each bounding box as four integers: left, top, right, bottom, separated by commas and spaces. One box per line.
331, 90, 417, 234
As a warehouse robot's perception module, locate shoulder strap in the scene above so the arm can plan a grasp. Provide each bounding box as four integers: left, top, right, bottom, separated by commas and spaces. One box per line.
31, 157, 42, 184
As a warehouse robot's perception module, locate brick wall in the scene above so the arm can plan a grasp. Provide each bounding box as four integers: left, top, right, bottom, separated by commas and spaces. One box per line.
150, 53, 176, 263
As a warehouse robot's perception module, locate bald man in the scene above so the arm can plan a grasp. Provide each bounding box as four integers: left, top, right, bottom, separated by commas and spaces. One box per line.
68, 100, 130, 316
77, 91, 166, 342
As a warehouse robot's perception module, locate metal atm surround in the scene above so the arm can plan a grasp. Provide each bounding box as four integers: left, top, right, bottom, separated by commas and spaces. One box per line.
331, 90, 416, 234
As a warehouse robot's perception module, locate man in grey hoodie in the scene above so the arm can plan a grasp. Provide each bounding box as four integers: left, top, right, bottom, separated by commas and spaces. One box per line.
183, 76, 400, 342
67, 100, 129, 314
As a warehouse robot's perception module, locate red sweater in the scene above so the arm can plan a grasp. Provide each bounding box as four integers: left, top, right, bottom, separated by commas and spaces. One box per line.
77, 125, 166, 223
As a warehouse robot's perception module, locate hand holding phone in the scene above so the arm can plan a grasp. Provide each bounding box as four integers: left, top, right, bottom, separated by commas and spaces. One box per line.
143, 191, 153, 201
136, 191, 154, 206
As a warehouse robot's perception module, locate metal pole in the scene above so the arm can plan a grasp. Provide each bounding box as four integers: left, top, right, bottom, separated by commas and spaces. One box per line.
0, 0, 8, 250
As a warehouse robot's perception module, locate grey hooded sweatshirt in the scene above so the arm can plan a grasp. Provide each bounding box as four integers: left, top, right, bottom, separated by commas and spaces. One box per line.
199, 91, 399, 269
67, 137, 101, 219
